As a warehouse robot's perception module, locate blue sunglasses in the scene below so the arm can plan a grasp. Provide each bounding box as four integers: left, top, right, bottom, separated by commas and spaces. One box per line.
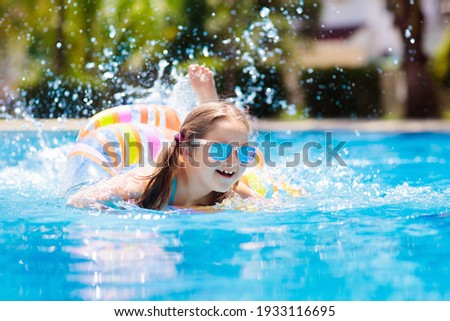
189, 139, 257, 164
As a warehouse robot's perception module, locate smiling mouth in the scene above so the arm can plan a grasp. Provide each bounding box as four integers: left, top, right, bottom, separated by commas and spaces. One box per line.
216, 169, 235, 178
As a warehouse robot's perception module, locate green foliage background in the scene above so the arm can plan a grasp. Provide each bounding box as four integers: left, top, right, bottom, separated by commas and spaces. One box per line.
1, 0, 448, 118
433, 27, 450, 87
0, 0, 322, 117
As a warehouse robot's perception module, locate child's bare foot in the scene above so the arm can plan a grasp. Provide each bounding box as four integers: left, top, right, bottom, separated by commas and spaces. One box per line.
188, 64, 219, 104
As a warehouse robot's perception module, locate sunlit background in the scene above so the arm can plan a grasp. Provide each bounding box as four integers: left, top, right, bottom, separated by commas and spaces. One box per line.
0, 0, 449, 120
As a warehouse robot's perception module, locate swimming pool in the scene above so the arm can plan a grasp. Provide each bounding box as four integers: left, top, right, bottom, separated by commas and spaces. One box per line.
1, 127, 449, 300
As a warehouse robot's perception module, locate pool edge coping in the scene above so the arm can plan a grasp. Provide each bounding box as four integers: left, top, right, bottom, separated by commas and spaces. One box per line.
1, 118, 450, 133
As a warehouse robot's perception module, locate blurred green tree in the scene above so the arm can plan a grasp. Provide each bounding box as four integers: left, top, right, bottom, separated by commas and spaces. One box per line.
1, 0, 320, 118
199, 0, 321, 115
168, 0, 212, 61
2, 0, 186, 83
1, 0, 186, 116
433, 27, 450, 87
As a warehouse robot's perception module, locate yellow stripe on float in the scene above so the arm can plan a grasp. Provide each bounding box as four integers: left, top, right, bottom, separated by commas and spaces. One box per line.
129, 125, 142, 166
120, 124, 143, 167
255, 149, 264, 169
98, 112, 115, 127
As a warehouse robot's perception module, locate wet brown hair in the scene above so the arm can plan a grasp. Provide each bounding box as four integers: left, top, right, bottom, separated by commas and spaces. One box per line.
137, 101, 253, 210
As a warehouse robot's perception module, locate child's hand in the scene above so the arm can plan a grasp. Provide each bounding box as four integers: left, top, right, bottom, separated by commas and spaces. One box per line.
188, 64, 219, 104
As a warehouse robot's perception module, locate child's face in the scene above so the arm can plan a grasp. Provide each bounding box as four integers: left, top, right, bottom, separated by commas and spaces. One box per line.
187, 119, 250, 193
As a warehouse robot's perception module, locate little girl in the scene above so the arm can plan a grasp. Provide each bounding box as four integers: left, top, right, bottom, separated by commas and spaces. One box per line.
67, 65, 262, 210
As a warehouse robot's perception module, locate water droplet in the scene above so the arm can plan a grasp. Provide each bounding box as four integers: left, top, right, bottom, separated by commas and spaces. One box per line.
260, 7, 271, 18
108, 25, 116, 38
103, 48, 113, 57
102, 72, 114, 80
404, 29, 411, 38
202, 47, 210, 57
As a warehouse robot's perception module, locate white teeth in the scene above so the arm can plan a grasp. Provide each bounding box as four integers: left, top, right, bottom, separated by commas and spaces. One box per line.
218, 169, 234, 175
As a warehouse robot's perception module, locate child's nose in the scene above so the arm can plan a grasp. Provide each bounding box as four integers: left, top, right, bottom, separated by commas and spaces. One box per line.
225, 149, 238, 167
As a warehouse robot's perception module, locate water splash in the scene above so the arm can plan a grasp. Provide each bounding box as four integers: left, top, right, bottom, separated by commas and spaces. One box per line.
3, 129, 449, 217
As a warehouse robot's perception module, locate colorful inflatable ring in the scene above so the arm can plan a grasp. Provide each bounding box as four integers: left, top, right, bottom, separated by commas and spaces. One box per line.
62, 122, 176, 192
77, 104, 181, 141
63, 104, 300, 198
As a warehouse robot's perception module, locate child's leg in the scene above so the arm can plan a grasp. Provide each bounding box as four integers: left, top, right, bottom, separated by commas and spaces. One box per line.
188, 64, 219, 104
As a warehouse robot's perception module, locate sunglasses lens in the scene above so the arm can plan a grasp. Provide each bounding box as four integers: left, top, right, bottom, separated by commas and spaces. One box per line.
209, 142, 232, 161
208, 142, 257, 164
238, 145, 257, 163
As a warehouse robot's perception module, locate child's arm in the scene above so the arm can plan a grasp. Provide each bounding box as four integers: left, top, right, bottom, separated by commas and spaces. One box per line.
66, 167, 151, 209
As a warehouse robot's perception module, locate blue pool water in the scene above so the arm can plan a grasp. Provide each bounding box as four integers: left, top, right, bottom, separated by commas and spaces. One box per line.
1, 128, 450, 300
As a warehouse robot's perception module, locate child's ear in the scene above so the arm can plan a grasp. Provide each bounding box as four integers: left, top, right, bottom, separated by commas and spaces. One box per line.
180, 146, 192, 159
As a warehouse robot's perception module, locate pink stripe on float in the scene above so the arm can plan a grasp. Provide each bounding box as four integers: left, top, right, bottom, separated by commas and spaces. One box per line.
118, 109, 132, 123
145, 128, 161, 159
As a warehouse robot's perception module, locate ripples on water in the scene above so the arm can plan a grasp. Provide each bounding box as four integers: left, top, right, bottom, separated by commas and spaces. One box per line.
0, 129, 449, 300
